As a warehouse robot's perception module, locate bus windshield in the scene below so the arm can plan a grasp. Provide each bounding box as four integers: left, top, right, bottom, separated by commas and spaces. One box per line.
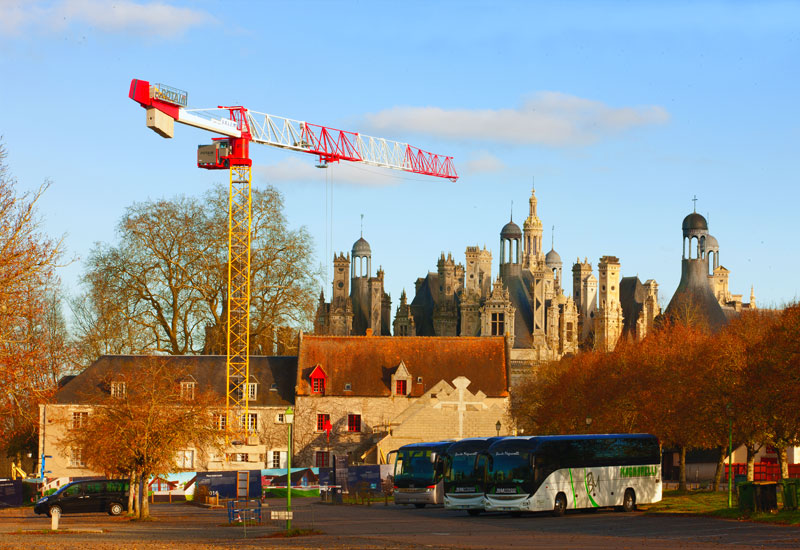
445, 452, 482, 483
490, 451, 531, 484
394, 448, 435, 484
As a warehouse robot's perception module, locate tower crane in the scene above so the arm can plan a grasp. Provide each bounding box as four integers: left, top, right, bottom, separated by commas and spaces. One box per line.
128, 79, 457, 442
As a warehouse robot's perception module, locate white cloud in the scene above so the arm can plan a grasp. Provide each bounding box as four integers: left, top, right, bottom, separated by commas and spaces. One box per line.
465, 151, 505, 174
254, 157, 415, 187
0, 0, 213, 38
362, 92, 669, 147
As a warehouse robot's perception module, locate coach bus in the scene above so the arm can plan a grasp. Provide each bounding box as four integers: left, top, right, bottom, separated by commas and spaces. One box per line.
484, 434, 661, 516
442, 437, 504, 515
393, 441, 454, 508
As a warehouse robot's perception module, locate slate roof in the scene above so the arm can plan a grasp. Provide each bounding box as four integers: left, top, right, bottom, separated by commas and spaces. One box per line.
56, 355, 297, 407
296, 335, 509, 398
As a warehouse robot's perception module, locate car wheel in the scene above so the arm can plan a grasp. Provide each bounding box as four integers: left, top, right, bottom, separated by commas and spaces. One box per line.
553, 492, 567, 517
48, 505, 62, 518
622, 489, 636, 513
467, 509, 481, 516
108, 502, 124, 516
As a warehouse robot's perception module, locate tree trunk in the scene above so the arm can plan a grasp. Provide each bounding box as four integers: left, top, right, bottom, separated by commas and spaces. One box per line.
142, 478, 150, 519
746, 444, 759, 482
678, 446, 687, 492
127, 471, 136, 515
778, 446, 789, 480
713, 446, 725, 492
138, 477, 146, 519
132, 479, 140, 518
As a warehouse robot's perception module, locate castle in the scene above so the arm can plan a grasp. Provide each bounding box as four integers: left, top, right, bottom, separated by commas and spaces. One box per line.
314, 188, 754, 386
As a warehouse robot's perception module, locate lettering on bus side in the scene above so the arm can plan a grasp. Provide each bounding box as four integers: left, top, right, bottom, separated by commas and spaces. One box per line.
619, 466, 658, 478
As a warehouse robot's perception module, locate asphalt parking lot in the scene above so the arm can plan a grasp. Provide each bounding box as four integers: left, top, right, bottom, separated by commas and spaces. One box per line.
1, 498, 800, 549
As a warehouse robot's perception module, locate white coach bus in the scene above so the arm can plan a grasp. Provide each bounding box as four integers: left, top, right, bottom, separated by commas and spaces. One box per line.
484, 434, 661, 516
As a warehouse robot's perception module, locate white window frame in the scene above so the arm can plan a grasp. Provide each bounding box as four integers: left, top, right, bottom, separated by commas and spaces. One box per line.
275, 412, 285, 424
180, 381, 196, 400
246, 382, 258, 401
240, 413, 258, 432
175, 449, 194, 469
110, 381, 127, 398
69, 448, 86, 468
72, 411, 88, 430
214, 413, 227, 430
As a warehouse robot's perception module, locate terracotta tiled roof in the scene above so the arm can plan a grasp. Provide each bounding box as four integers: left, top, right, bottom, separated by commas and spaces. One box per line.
56, 355, 297, 407
296, 335, 508, 397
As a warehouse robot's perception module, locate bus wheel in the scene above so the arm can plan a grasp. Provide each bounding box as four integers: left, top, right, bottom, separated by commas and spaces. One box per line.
414, 503, 426, 509
622, 489, 636, 513
553, 493, 567, 517
467, 509, 481, 516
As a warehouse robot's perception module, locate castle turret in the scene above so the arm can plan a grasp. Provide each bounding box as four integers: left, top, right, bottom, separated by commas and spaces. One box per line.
665, 211, 727, 330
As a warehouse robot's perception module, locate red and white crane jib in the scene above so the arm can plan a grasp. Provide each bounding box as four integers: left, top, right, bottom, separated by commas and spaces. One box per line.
128, 79, 458, 181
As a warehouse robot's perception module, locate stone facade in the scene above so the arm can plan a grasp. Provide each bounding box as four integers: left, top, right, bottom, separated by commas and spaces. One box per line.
315, 235, 391, 336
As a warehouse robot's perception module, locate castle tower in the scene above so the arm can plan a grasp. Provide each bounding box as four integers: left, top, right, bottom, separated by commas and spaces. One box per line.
499, 216, 522, 281
595, 255, 624, 352
329, 252, 354, 335
465, 245, 492, 298
664, 210, 727, 330
350, 236, 372, 335
433, 253, 459, 336
582, 272, 598, 343
522, 186, 544, 269
393, 290, 415, 336
545, 248, 563, 295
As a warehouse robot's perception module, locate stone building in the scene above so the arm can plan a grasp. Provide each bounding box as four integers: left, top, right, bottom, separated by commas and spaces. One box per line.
665, 210, 754, 328
38, 355, 297, 479
293, 333, 511, 467
314, 234, 392, 336
396, 186, 662, 385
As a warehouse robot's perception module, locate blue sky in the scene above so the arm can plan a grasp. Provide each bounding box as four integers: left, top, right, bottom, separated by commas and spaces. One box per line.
1, 0, 798, 324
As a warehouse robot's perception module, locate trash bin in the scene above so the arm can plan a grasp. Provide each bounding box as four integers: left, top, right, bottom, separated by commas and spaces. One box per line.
754, 482, 778, 512
331, 487, 343, 505
781, 479, 798, 511
737, 482, 755, 512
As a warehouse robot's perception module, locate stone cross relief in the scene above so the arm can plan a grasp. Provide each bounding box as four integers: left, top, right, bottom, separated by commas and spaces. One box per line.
432, 376, 488, 439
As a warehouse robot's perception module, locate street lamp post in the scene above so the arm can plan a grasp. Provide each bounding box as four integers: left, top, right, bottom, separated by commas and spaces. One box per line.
585, 417, 593, 432
285, 406, 294, 532
495, 420, 501, 437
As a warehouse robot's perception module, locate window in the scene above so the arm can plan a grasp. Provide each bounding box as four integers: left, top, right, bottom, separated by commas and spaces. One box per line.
398, 325, 408, 336
180, 381, 195, 400
315, 451, 330, 468
246, 383, 258, 401
213, 413, 227, 430
110, 381, 127, 398
312, 377, 325, 394
175, 450, 194, 469
316, 413, 330, 432
272, 451, 282, 468
72, 411, 88, 430
566, 322, 573, 341
69, 448, 86, 467
348, 414, 361, 432
491, 312, 505, 336
270, 383, 278, 391
416, 377, 423, 384
228, 453, 249, 463
240, 413, 258, 432
275, 412, 285, 424
396, 379, 407, 396
344, 383, 352, 391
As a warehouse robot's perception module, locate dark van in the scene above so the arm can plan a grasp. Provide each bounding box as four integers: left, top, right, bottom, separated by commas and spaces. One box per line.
34, 479, 130, 516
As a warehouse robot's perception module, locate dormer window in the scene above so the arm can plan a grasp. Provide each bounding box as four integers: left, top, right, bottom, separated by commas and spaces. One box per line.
344, 383, 352, 391
180, 380, 196, 400
391, 360, 411, 397
110, 381, 127, 398
309, 365, 327, 395
246, 382, 258, 401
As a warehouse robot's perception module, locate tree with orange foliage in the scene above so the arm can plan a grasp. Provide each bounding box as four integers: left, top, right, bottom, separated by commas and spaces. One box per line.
58, 357, 223, 518
0, 140, 69, 462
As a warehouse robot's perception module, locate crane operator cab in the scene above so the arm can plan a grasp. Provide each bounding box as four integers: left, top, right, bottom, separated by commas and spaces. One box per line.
198, 140, 232, 169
